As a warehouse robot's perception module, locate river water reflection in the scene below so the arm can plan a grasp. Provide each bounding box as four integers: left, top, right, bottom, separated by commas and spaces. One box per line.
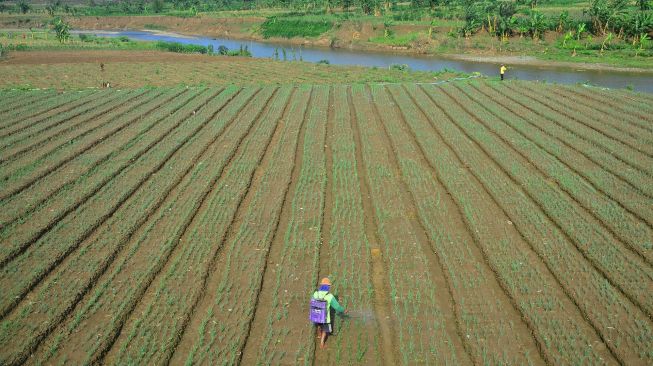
86, 30, 653, 93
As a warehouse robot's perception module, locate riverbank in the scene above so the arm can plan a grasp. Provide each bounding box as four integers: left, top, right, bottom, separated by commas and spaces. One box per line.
2, 14, 652, 73
67, 16, 653, 72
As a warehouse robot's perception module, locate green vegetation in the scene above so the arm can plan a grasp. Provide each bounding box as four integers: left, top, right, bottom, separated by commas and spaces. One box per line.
260, 17, 333, 38
0, 80, 651, 365
369, 32, 420, 47
1, 0, 651, 68
0, 30, 252, 57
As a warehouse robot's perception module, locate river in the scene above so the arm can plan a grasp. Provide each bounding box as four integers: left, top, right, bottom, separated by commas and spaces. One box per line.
84, 30, 653, 93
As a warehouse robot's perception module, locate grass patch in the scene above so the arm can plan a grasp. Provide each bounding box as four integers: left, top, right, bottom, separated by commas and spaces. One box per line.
369, 33, 420, 47
260, 18, 332, 38
144, 23, 168, 31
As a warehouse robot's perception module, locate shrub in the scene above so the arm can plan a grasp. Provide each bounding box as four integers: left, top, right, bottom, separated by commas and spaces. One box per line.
156, 41, 208, 54
260, 18, 332, 38
389, 63, 410, 71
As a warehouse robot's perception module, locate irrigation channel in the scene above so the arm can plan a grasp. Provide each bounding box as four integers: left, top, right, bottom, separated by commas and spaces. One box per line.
80, 29, 653, 92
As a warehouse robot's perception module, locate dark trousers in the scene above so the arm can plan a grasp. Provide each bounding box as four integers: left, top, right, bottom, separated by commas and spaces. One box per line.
500, 73, 504, 80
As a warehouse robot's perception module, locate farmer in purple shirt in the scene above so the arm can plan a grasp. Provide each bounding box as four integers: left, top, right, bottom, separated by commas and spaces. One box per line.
310, 277, 346, 349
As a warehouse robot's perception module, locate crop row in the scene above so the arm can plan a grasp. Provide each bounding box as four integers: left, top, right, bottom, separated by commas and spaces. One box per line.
470, 82, 653, 220
0, 88, 204, 270
552, 84, 653, 135
579, 86, 653, 122
103, 85, 295, 365
0, 90, 93, 131
0, 89, 118, 149
376, 84, 544, 365
0, 88, 181, 229
29, 85, 260, 365
0, 89, 150, 168
458, 82, 653, 263
0, 87, 232, 365
0, 88, 165, 203
0, 90, 60, 123
504, 83, 653, 176
437, 83, 653, 304
229, 86, 330, 365
411, 83, 651, 365
516, 82, 653, 155
482, 82, 653, 199
0, 84, 650, 365
351, 84, 468, 365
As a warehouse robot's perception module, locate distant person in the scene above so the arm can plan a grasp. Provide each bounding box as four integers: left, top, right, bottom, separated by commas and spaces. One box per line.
309, 277, 346, 349
500, 64, 507, 81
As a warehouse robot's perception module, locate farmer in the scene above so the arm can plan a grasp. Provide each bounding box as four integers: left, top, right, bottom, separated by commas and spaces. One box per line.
310, 277, 346, 349
500, 64, 507, 81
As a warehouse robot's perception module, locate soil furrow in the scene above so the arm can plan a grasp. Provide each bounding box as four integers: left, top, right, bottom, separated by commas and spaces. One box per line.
0, 87, 246, 366
313, 86, 334, 366
0, 90, 84, 129
0, 88, 186, 228
518, 82, 653, 153
0, 88, 221, 319
196, 86, 328, 366
238, 87, 315, 366
0, 88, 154, 173
343, 85, 403, 366
434, 83, 653, 320
0, 89, 162, 202
0, 89, 112, 144
100, 86, 291, 366
0, 88, 203, 271
401, 83, 621, 365
418, 83, 651, 365
455, 83, 653, 263
367, 84, 473, 364
505, 83, 653, 168
351, 84, 467, 365
557, 85, 653, 132
383, 84, 547, 365
487, 82, 653, 198
0, 90, 142, 163
471, 82, 653, 207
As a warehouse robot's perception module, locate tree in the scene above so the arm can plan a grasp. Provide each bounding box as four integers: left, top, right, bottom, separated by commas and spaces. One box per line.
51, 17, 71, 43
586, 0, 627, 35
556, 10, 569, 32
636, 0, 651, 11
152, 0, 165, 13
18, 0, 30, 14
528, 10, 547, 39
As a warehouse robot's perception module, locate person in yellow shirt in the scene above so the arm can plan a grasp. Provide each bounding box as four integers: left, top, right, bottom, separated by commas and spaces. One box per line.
500, 64, 507, 80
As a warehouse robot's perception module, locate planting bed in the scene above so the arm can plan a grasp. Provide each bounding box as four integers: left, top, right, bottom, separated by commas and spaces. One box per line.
0, 81, 651, 365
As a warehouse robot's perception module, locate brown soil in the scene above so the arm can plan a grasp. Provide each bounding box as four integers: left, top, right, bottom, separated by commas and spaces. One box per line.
1, 82, 651, 366
0, 50, 456, 89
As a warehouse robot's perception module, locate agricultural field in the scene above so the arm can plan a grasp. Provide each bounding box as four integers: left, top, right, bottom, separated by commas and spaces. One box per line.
0, 49, 462, 89
0, 80, 651, 365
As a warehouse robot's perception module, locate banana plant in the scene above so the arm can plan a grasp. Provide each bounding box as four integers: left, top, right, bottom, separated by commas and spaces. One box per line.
635, 33, 650, 56
576, 23, 586, 40
600, 32, 613, 54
